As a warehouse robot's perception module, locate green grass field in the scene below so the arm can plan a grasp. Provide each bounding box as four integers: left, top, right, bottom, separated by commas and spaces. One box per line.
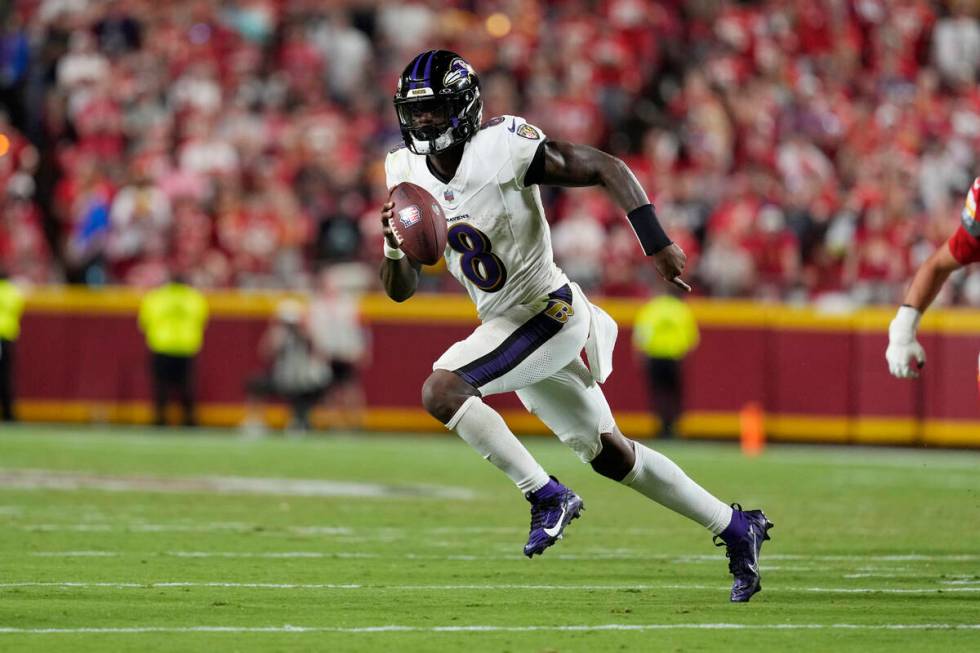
0, 425, 978, 652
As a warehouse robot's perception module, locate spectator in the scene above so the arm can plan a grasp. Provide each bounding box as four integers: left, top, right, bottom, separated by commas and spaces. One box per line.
56, 30, 110, 110
933, 0, 980, 88
138, 273, 209, 427
551, 205, 606, 291
106, 163, 172, 279
4, 0, 977, 306
93, 0, 142, 56
59, 155, 113, 285
0, 13, 31, 132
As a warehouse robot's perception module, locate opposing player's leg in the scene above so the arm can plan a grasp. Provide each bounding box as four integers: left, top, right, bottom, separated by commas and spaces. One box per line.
426, 285, 588, 556
517, 358, 773, 602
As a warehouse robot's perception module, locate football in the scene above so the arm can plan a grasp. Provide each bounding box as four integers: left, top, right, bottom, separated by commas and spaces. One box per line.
389, 182, 448, 265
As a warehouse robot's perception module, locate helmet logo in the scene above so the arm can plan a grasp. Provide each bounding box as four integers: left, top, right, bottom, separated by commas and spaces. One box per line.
443, 58, 474, 90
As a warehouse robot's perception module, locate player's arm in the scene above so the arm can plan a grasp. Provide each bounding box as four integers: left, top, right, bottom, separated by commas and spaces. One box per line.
887, 177, 980, 379
526, 140, 690, 291
379, 200, 422, 302
903, 242, 963, 313
886, 241, 963, 379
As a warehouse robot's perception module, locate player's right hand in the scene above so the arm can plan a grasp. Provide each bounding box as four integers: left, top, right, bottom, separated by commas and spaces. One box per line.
886, 331, 926, 378
380, 201, 400, 249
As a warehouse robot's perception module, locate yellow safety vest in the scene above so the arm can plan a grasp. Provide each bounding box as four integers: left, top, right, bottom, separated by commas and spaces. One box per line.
632, 295, 699, 360
0, 280, 25, 341
138, 283, 209, 356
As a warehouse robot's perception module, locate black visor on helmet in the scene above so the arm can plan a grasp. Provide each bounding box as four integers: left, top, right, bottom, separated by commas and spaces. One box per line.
396, 99, 451, 137
393, 50, 483, 155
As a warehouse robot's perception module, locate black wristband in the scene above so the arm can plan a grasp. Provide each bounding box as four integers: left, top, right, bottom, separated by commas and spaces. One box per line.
626, 203, 672, 255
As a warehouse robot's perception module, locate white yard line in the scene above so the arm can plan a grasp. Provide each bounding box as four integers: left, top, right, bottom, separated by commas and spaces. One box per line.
167, 552, 376, 559
0, 623, 978, 635
672, 554, 980, 562
490, 553, 975, 563
17, 523, 254, 533
0, 582, 364, 589
0, 469, 475, 500
11, 548, 977, 568
29, 552, 119, 557
843, 573, 921, 579
2, 581, 979, 594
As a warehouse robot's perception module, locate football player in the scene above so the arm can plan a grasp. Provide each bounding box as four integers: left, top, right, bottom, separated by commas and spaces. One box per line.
887, 177, 980, 379
379, 50, 772, 602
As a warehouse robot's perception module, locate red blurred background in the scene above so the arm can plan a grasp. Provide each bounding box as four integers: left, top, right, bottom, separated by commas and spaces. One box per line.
1, 1, 978, 443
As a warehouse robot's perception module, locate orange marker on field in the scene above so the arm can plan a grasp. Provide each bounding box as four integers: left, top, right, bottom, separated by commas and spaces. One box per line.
740, 401, 765, 457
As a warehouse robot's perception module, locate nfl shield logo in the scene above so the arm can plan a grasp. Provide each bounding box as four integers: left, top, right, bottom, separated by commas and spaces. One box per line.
444, 189, 454, 202
398, 205, 422, 228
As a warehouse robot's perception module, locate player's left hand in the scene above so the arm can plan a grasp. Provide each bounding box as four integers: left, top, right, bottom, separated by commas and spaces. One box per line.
653, 243, 692, 292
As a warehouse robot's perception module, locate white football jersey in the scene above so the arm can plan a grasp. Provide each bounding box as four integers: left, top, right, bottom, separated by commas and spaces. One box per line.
385, 115, 568, 320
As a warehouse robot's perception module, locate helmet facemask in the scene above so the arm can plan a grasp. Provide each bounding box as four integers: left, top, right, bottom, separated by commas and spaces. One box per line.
395, 89, 482, 155
393, 51, 483, 155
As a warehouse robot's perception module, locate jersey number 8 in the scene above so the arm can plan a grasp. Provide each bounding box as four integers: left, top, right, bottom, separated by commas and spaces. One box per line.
447, 223, 508, 293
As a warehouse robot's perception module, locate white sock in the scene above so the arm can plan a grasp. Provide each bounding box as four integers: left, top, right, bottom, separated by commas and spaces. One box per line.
620, 442, 733, 534
447, 396, 550, 494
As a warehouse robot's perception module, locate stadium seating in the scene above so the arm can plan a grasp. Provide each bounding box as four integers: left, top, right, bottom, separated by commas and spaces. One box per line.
1, 0, 978, 306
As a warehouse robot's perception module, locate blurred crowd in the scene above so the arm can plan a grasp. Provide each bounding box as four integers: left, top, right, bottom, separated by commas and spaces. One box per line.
0, 0, 978, 306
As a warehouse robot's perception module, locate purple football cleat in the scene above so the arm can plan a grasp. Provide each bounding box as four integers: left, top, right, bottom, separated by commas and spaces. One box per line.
523, 476, 584, 558
715, 503, 774, 602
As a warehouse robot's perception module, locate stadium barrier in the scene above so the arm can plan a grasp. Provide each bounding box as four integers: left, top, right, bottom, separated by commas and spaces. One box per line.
12, 286, 980, 447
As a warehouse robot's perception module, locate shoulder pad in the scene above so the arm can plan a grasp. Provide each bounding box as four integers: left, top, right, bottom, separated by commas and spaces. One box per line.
961, 177, 980, 236
388, 142, 407, 155
480, 116, 506, 130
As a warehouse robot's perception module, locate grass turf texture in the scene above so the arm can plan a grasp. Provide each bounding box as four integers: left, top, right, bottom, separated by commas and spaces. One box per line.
0, 425, 978, 652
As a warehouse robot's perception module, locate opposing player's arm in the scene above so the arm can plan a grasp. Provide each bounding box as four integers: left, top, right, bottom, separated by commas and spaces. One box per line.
887, 235, 970, 379
380, 200, 422, 302
886, 242, 961, 379
525, 140, 690, 291
901, 241, 962, 313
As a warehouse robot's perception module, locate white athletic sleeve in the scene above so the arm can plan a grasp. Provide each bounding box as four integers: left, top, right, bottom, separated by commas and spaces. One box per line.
504, 116, 546, 190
